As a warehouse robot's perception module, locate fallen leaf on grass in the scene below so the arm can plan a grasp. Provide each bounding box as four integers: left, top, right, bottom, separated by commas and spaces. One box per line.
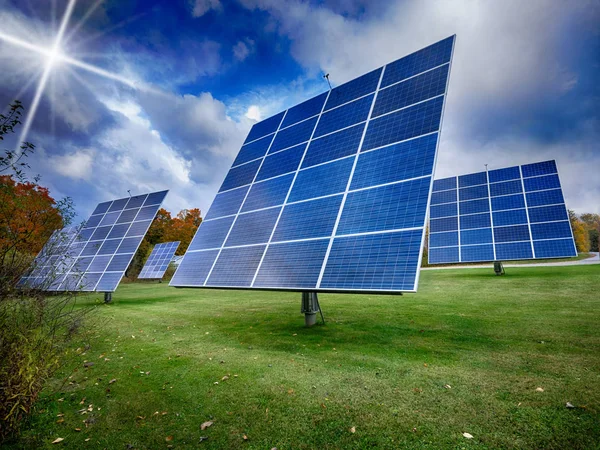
443, 385, 451, 389
200, 421, 213, 430
74, 428, 81, 432
57, 398, 64, 402
85, 438, 90, 442
57, 413, 64, 417
56, 418, 64, 424
535, 387, 544, 392
165, 436, 173, 442
198, 436, 208, 443
51, 438, 64, 444
243, 435, 248, 441
566, 402, 575, 409
109, 379, 117, 384
136, 416, 145, 420
221, 375, 229, 381
349, 427, 355, 433
463, 432, 473, 439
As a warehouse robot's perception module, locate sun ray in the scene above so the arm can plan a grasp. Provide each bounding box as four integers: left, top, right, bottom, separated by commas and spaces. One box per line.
69, 10, 149, 51
63, 0, 104, 45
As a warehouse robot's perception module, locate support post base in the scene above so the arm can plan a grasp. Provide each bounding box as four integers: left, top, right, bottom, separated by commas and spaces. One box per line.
104, 292, 112, 303
301, 292, 320, 327
494, 261, 505, 276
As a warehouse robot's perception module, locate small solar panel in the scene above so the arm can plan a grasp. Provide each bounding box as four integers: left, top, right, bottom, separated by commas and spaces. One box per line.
19, 191, 168, 292
171, 36, 456, 293
139, 241, 180, 279
428, 160, 576, 264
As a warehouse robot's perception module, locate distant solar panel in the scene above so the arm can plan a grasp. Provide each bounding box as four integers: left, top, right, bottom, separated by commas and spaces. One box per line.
428, 160, 576, 263
171, 36, 456, 293
19, 191, 168, 292
139, 241, 180, 279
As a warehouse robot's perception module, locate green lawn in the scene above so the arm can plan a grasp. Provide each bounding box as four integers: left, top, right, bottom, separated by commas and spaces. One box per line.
9, 265, 600, 449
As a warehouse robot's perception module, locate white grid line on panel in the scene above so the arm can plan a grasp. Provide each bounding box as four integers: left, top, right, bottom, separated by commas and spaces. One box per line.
552, 162, 578, 255
203, 112, 288, 286
456, 176, 462, 263
309, 120, 367, 142
379, 62, 450, 92
371, 93, 445, 121
241, 130, 276, 148
316, 64, 387, 288
250, 89, 333, 287
518, 165, 536, 259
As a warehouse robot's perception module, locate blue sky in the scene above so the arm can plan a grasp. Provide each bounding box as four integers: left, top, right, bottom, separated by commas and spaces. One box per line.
0, 0, 598, 222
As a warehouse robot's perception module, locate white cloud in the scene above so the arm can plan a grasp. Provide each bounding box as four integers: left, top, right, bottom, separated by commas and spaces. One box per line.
50, 149, 95, 181
233, 39, 255, 61
245, 105, 262, 121
191, 0, 222, 18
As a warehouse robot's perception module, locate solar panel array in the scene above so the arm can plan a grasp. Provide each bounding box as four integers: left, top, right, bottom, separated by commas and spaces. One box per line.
171, 36, 456, 293
19, 190, 168, 292
428, 160, 576, 263
139, 241, 180, 279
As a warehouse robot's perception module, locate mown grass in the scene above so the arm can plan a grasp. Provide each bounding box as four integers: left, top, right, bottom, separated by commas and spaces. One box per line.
7, 265, 600, 449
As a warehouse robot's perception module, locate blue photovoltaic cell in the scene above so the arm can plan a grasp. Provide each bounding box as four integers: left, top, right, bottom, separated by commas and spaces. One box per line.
488, 166, 520, 183
459, 171, 487, 188
315, 94, 373, 138
460, 213, 491, 230
254, 240, 330, 288
429, 160, 575, 264
521, 160, 557, 178
205, 186, 249, 220
459, 185, 488, 201
489, 180, 523, 197
225, 208, 280, 247
126, 220, 152, 237
139, 241, 180, 279
460, 228, 493, 245
382, 36, 453, 88
494, 225, 530, 243
289, 158, 353, 203
269, 116, 317, 153
491, 194, 525, 211
430, 202, 457, 219
233, 134, 273, 167
461, 245, 494, 262
325, 68, 381, 111
273, 195, 342, 242
526, 189, 564, 207
219, 159, 261, 192
523, 174, 561, 192
170, 250, 219, 286
337, 177, 430, 235
459, 199, 489, 215
188, 216, 234, 251
373, 65, 448, 118
256, 143, 305, 181
534, 239, 576, 258
531, 221, 572, 240
19, 191, 167, 292
492, 209, 528, 227
362, 96, 443, 152
244, 112, 283, 144
321, 229, 422, 291
528, 205, 568, 223
241, 174, 294, 213
430, 231, 458, 247
430, 189, 457, 205
351, 133, 437, 190
172, 36, 456, 292
207, 245, 266, 287
302, 124, 364, 168
495, 242, 533, 260
281, 92, 327, 128
432, 177, 456, 192
430, 216, 458, 233
428, 246, 459, 264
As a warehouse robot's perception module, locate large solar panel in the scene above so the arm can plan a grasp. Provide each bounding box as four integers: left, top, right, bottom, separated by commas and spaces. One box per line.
171, 36, 456, 293
139, 241, 180, 279
19, 190, 168, 292
428, 160, 577, 263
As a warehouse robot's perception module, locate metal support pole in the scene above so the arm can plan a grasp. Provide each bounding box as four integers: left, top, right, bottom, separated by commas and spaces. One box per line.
494, 261, 505, 276
104, 292, 112, 303
301, 291, 320, 327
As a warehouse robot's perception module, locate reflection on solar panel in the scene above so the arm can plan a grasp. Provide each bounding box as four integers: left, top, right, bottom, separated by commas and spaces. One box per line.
428, 160, 576, 264
171, 36, 456, 293
139, 241, 180, 279
19, 191, 168, 292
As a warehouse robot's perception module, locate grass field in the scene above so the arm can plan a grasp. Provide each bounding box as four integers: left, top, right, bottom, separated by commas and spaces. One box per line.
8, 265, 600, 449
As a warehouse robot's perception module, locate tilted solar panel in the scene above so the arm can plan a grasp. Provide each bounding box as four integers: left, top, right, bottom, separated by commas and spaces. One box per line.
19, 191, 168, 292
139, 241, 180, 279
428, 160, 577, 264
171, 36, 456, 293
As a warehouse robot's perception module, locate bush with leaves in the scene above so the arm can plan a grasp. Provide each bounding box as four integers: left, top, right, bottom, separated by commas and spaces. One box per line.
0, 100, 90, 442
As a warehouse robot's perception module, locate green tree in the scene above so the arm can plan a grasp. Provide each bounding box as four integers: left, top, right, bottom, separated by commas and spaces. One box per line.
569, 210, 590, 253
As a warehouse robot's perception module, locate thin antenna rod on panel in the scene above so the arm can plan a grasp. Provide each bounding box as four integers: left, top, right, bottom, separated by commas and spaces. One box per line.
127, 190, 132, 197
323, 73, 332, 90
484, 164, 488, 172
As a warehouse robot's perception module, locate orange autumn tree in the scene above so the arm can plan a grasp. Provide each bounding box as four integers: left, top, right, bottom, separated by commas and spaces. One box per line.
164, 208, 202, 254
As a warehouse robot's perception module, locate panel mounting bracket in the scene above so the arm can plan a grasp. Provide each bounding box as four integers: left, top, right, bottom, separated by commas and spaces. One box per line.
104, 292, 112, 303
494, 261, 505, 276
301, 292, 324, 327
